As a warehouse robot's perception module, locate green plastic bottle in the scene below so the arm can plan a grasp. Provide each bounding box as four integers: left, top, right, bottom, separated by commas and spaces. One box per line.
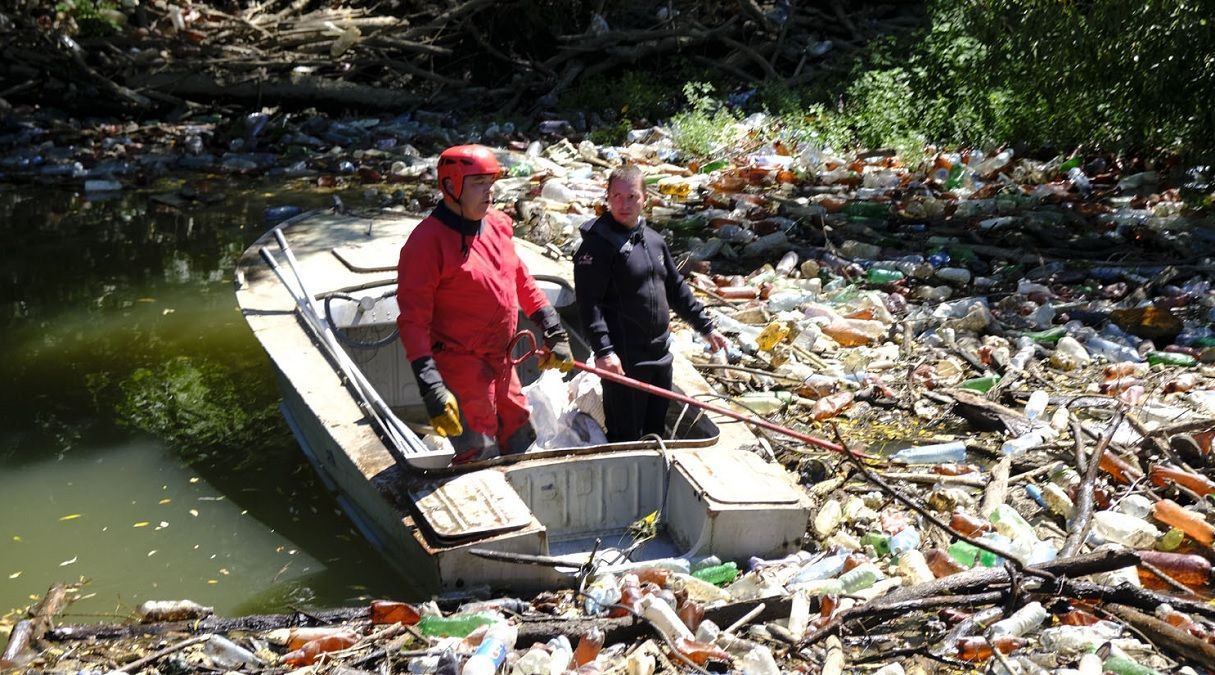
947, 541, 998, 568
416, 613, 498, 638
1102, 654, 1161, 675
1146, 351, 1197, 367
866, 268, 904, 285
691, 562, 739, 586
843, 201, 890, 219
1025, 327, 1067, 344
861, 533, 891, 557
1192, 336, 1215, 348
959, 376, 1000, 393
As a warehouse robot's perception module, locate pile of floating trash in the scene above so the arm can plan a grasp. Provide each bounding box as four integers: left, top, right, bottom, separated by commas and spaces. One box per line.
5, 108, 1215, 673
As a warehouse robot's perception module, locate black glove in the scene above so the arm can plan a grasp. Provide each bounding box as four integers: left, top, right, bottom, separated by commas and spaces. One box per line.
410, 357, 462, 437
530, 306, 574, 372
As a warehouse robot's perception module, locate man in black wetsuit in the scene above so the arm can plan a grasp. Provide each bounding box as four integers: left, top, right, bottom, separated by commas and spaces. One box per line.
573, 164, 728, 442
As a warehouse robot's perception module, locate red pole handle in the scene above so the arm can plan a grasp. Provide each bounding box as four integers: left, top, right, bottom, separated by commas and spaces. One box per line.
509, 331, 869, 459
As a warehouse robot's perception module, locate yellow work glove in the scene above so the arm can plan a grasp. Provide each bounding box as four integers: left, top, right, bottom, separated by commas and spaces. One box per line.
429, 391, 463, 438
411, 356, 463, 437
539, 346, 574, 373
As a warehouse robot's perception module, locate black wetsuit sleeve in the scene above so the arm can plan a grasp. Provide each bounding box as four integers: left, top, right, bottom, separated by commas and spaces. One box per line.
659, 237, 715, 335
573, 237, 616, 358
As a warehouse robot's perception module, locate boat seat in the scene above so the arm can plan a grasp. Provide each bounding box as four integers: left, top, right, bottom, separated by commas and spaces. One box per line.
673, 449, 803, 505
410, 469, 534, 544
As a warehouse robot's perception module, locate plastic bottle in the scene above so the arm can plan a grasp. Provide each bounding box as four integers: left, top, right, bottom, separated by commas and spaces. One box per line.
511, 646, 552, 675
888, 527, 920, 557
999, 427, 1057, 456
891, 440, 967, 465
987, 601, 1046, 637
612, 574, 641, 618
541, 180, 576, 204
638, 596, 692, 641
949, 511, 993, 536
896, 549, 935, 585
1152, 499, 1215, 546
1092, 510, 1158, 549
820, 318, 885, 347
546, 636, 572, 675
371, 600, 421, 625
958, 375, 999, 393
755, 321, 791, 351
572, 627, 604, 666
948, 540, 999, 568
1103, 654, 1161, 675
204, 635, 262, 669
810, 391, 854, 421
1136, 550, 1211, 591
582, 573, 621, 616
1037, 622, 1123, 652
1098, 452, 1143, 485
935, 267, 972, 285
461, 622, 518, 675
1146, 351, 1197, 367
286, 626, 358, 650
135, 599, 213, 622
417, 613, 499, 638
738, 645, 781, 675
814, 499, 843, 537
691, 562, 738, 586
925, 548, 967, 577
671, 637, 730, 665
789, 553, 849, 585
1041, 483, 1075, 518
282, 632, 359, 666
838, 563, 879, 592
1149, 465, 1215, 496
955, 635, 1027, 661
866, 268, 904, 285
1086, 336, 1143, 363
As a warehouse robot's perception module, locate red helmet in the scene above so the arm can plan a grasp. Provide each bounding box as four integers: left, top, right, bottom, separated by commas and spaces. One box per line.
437, 145, 502, 200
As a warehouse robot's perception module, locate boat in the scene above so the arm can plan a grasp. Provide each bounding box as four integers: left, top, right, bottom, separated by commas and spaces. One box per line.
234, 209, 812, 592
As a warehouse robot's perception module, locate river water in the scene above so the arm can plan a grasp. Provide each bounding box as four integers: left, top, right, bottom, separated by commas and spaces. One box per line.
0, 179, 412, 624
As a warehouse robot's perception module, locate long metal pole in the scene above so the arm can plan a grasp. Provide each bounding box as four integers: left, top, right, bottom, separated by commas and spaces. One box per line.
567, 358, 865, 458
259, 243, 425, 458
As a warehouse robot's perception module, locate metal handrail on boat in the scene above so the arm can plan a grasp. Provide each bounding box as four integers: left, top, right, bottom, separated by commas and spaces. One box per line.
259, 228, 450, 469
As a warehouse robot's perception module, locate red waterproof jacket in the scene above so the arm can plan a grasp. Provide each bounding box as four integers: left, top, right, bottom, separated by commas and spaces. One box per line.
397, 205, 548, 362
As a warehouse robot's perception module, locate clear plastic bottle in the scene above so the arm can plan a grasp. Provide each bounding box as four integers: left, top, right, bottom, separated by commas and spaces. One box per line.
987, 601, 1046, 637
582, 573, 621, 615
999, 427, 1057, 456
1092, 510, 1158, 549
788, 553, 848, 585
204, 635, 262, 669
891, 440, 966, 465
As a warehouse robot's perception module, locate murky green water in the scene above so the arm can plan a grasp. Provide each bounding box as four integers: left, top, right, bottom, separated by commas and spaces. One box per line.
0, 180, 412, 624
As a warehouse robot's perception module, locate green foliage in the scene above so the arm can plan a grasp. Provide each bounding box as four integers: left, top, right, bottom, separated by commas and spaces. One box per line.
115, 356, 278, 463
672, 0, 1215, 156
670, 82, 741, 158
588, 119, 631, 146
559, 71, 675, 121
56, 0, 122, 36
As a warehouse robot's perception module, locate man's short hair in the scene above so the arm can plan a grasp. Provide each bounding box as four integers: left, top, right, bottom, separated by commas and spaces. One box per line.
607, 164, 643, 193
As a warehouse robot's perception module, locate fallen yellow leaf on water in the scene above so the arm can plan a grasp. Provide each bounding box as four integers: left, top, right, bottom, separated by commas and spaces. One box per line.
162, 308, 175, 315
59, 557, 77, 567
137, 298, 156, 303
133, 522, 149, 528
189, 509, 199, 517
11, 536, 21, 542
59, 514, 82, 521
207, 580, 218, 585
158, 499, 171, 505
147, 550, 157, 557
8, 572, 20, 579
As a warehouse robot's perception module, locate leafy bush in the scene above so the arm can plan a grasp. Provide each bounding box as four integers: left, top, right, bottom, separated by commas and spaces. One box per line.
670, 82, 741, 158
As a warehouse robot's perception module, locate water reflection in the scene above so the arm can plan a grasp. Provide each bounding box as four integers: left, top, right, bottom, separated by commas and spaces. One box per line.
0, 181, 412, 620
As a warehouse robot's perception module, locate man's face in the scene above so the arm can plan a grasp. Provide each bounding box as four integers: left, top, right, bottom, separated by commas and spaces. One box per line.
455, 173, 496, 220
607, 175, 645, 228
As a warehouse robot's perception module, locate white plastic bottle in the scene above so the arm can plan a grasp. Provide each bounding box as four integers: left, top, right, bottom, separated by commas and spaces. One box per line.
638, 595, 692, 641
462, 622, 518, 675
